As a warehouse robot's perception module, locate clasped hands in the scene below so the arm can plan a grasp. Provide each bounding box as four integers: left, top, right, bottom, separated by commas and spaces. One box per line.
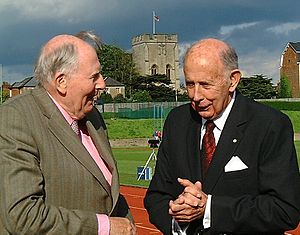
169, 178, 207, 223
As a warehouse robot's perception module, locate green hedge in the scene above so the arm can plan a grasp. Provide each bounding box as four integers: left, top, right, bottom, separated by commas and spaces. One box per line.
259, 101, 300, 111
101, 112, 118, 119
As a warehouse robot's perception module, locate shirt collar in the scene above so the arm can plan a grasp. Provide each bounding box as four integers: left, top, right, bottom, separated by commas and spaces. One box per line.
202, 91, 236, 132
47, 92, 74, 125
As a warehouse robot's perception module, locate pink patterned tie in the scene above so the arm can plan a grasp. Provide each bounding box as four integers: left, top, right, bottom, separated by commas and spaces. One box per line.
71, 120, 80, 136
202, 120, 216, 176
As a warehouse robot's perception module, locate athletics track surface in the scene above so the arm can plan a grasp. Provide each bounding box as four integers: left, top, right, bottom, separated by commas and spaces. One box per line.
120, 186, 162, 234
120, 185, 300, 235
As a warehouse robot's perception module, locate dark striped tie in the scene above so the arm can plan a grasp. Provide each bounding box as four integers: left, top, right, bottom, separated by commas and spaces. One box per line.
202, 120, 216, 176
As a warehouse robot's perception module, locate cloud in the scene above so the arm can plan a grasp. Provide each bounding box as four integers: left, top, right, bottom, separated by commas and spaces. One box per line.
178, 42, 193, 62
177, 41, 194, 85
0, 0, 120, 23
239, 48, 280, 83
1, 64, 33, 84
266, 22, 300, 35
1, 0, 299, 85
219, 22, 260, 36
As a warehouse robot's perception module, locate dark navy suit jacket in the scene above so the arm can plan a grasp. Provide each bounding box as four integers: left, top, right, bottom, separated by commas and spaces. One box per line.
144, 92, 300, 235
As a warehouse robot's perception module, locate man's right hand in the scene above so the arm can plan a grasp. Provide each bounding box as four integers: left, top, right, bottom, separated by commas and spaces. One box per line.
109, 217, 136, 235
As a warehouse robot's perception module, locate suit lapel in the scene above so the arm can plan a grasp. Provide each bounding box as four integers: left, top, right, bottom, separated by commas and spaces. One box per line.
203, 93, 249, 193
186, 106, 203, 182
32, 87, 112, 196
86, 120, 119, 209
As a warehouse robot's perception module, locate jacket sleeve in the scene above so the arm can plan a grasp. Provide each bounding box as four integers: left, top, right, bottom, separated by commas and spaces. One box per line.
144, 114, 177, 235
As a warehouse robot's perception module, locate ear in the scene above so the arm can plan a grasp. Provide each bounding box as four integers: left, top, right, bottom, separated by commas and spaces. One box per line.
54, 73, 68, 95
229, 69, 241, 92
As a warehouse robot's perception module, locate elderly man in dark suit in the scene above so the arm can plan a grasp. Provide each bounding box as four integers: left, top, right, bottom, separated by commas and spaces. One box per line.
144, 38, 300, 235
0, 31, 136, 234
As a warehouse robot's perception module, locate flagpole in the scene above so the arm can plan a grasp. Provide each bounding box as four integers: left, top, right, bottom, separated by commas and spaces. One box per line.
152, 11, 155, 34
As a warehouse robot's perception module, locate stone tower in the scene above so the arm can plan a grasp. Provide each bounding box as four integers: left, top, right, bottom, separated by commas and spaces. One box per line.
131, 33, 180, 90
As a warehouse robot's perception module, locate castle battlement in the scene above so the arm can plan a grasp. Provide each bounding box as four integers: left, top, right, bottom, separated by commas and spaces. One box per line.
132, 33, 178, 46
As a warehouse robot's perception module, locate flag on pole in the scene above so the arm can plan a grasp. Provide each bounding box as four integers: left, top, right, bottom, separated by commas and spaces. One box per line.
152, 11, 159, 34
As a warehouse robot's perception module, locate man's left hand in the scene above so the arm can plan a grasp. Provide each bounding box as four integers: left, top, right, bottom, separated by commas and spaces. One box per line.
169, 178, 207, 223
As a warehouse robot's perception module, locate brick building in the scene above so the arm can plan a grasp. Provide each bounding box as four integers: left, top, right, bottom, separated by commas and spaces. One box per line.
280, 42, 300, 98
10, 76, 36, 97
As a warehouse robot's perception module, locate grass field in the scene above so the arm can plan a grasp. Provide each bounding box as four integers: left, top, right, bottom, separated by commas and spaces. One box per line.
108, 111, 300, 186
282, 111, 300, 133
295, 141, 300, 163
113, 147, 157, 187
114, 141, 300, 187
105, 110, 300, 140
105, 119, 155, 139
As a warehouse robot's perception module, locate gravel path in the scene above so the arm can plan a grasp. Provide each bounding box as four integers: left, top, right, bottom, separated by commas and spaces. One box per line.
109, 138, 149, 147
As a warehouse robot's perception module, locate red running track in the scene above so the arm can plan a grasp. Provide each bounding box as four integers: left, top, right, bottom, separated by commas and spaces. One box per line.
120, 186, 162, 235
121, 185, 300, 235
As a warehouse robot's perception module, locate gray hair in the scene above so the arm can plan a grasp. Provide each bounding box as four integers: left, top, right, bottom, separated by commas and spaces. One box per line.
34, 30, 101, 85
220, 43, 239, 72
34, 42, 78, 85
220, 43, 239, 85
75, 31, 102, 51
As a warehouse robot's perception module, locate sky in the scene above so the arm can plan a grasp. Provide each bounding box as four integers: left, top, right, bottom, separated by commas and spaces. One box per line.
1, 0, 300, 85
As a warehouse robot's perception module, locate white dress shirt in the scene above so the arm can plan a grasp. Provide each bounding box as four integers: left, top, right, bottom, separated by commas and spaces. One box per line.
172, 92, 236, 234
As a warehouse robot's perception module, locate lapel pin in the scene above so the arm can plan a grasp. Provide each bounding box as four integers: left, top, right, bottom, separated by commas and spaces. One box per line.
233, 138, 238, 143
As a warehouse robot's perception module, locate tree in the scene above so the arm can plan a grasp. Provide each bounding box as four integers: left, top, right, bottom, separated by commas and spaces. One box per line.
98, 44, 138, 98
0, 88, 9, 104
237, 74, 276, 99
177, 91, 189, 101
131, 90, 152, 102
113, 94, 127, 103
278, 75, 292, 98
99, 92, 113, 103
131, 74, 177, 102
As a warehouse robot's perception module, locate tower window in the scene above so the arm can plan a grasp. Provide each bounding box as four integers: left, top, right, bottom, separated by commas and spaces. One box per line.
166, 64, 171, 79
151, 64, 158, 75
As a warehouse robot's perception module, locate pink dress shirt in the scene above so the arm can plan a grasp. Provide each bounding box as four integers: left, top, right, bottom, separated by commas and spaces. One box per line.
49, 94, 112, 235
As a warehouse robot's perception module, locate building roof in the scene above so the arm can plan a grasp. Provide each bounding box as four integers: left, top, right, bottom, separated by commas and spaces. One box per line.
289, 42, 300, 62
281, 42, 300, 65
10, 76, 37, 88
289, 42, 300, 52
104, 77, 124, 87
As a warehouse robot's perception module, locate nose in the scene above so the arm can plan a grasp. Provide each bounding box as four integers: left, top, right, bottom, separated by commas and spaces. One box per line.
193, 84, 204, 102
95, 73, 106, 91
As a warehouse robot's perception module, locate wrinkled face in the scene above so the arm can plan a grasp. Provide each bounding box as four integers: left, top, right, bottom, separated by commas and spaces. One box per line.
64, 46, 105, 120
184, 52, 235, 120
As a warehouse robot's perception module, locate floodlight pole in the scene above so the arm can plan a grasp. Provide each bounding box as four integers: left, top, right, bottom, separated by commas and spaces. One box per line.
175, 85, 178, 102
0, 64, 3, 104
